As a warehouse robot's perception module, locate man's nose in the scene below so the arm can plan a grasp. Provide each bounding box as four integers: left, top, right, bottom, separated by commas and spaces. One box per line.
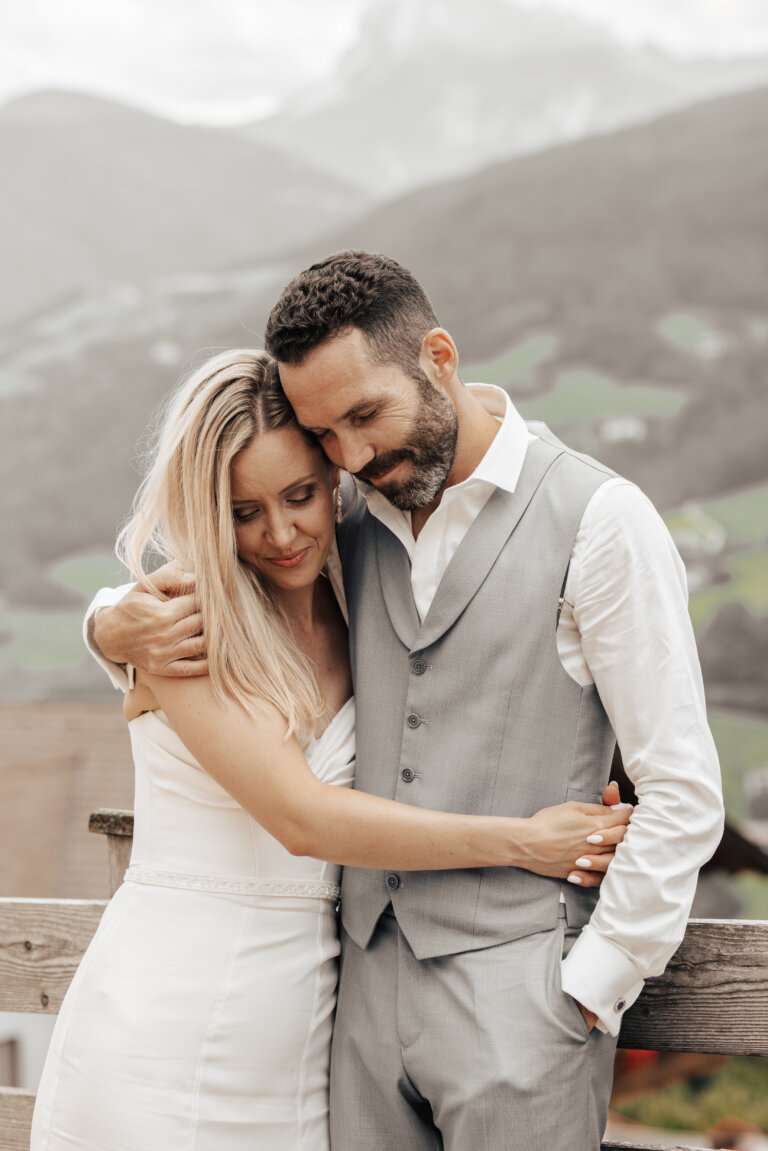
336, 435, 375, 476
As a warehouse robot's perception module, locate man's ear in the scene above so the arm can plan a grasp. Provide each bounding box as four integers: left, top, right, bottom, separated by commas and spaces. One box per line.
421, 328, 459, 384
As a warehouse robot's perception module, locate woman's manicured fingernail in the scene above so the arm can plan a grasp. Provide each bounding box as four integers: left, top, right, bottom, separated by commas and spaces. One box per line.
611, 802, 630, 810
575, 858, 592, 868
586, 834, 604, 844
567, 874, 583, 884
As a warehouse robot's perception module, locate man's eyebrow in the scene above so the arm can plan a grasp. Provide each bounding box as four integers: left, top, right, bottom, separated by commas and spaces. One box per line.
232, 473, 317, 503
342, 399, 378, 420
298, 399, 378, 434
302, 400, 377, 431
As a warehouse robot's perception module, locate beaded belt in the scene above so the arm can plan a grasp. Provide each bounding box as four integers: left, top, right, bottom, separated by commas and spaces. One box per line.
124, 865, 341, 902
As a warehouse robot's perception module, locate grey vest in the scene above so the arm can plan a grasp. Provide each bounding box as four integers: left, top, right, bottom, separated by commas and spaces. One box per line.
337, 430, 617, 960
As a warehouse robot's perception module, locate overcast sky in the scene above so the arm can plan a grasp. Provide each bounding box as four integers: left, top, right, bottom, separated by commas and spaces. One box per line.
2, 0, 768, 124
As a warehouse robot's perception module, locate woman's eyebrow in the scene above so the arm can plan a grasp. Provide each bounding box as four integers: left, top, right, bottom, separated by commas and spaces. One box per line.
278, 473, 317, 494
231, 474, 317, 504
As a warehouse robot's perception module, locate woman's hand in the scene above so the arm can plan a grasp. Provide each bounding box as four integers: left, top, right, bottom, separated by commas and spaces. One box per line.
514, 781, 631, 887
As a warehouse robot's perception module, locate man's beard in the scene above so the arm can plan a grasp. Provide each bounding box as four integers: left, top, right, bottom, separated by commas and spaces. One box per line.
357, 375, 459, 511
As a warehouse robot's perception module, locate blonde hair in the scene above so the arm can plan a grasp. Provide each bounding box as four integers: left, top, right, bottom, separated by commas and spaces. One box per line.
118, 348, 328, 739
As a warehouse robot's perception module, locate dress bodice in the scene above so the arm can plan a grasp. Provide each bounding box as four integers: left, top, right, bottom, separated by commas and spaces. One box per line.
125, 699, 356, 893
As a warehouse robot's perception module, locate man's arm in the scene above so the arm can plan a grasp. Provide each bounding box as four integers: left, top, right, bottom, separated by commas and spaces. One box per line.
85, 562, 209, 681
559, 480, 724, 1035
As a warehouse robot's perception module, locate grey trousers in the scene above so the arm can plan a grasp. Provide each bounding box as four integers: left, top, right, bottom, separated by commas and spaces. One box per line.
329, 907, 617, 1151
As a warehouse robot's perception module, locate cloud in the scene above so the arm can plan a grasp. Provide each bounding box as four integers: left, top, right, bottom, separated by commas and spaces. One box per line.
512, 0, 768, 56
2, 0, 767, 124
0, 0, 364, 121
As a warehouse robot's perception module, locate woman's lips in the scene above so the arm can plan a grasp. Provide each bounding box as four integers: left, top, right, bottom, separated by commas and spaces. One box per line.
266, 548, 310, 569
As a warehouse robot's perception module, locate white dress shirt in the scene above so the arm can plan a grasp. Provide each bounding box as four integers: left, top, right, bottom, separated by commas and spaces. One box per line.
85, 384, 723, 1035
356, 384, 724, 1035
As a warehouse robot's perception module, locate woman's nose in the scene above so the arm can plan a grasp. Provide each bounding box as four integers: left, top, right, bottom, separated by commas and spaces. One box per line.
266, 512, 297, 549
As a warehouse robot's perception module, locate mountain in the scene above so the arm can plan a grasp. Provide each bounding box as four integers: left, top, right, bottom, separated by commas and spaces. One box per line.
0, 90, 368, 328
1, 83, 767, 701
246, 0, 768, 196
284, 83, 768, 504
291, 83, 768, 350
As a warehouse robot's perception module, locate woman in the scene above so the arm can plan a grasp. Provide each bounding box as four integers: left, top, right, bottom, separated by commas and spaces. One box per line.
31, 349, 628, 1150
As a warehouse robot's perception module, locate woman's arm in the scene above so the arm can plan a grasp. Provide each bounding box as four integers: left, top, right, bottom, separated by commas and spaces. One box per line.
140, 672, 629, 880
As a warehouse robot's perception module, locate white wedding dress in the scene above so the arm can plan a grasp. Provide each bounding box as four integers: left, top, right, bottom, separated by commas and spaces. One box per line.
31, 697, 355, 1150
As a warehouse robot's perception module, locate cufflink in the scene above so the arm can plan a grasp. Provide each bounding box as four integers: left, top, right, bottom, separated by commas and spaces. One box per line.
614, 999, 627, 1013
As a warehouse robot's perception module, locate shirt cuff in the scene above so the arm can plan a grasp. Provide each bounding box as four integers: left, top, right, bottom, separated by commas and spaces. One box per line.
561, 924, 645, 1037
82, 584, 135, 694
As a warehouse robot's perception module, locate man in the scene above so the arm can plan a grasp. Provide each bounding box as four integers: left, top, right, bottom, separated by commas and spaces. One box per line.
91, 251, 723, 1149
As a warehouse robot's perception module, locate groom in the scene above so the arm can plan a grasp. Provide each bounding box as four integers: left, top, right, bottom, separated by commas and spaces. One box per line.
93, 251, 723, 1149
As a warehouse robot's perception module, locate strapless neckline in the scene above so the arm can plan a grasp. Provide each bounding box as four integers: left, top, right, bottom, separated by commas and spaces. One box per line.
307, 695, 355, 747
130, 694, 355, 749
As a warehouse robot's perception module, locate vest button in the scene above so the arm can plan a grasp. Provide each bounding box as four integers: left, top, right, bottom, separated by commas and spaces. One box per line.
407, 713, 421, 729
401, 768, 415, 782
386, 873, 400, 890
411, 658, 427, 675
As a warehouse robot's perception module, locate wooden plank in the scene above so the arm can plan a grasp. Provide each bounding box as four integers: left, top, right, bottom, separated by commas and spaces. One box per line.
0, 899, 105, 1013
619, 918, 768, 1056
88, 808, 134, 838
602, 1144, 708, 1151
0, 1087, 36, 1151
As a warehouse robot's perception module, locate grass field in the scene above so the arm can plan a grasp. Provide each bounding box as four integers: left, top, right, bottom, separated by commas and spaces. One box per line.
665, 482, 768, 551
709, 709, 768, 824
49, 552, 129, 600
463, 330, 558, 390
688, 548, 768, 633
656, 309, 727, 359
0, 551, 129, 675
516, 367, 686, 425
615, 1055, 768, 1132
0, 605, 85, 672
706, 707, 768, 920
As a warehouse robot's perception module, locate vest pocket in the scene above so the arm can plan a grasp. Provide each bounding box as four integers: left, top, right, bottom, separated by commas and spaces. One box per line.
565, 788, 604, 805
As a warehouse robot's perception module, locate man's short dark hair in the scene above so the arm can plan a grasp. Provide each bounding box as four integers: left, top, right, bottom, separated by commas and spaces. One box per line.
264, 251, 439, 379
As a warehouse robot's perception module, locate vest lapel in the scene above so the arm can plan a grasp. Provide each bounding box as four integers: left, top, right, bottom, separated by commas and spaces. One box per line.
374, 517, 421, 650
415, 437, 562, 652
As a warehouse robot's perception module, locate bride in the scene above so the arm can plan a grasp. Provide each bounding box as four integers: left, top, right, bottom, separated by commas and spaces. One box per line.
31, 349, 628, 1150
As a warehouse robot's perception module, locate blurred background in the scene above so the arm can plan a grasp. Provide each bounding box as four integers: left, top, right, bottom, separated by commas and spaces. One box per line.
1, 0, 767, 1142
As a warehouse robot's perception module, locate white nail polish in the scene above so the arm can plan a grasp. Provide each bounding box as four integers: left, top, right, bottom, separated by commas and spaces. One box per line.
567, 874, 583, 885
611, 802, 629, 810
586, 834, 604, 844
575, 858, 591, 868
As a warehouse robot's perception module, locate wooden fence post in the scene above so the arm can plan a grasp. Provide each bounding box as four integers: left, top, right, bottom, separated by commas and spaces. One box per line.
88, 809, 134, 897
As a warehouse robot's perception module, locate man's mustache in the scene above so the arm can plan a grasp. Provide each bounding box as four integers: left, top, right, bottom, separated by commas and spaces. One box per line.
357, 450, 414, 482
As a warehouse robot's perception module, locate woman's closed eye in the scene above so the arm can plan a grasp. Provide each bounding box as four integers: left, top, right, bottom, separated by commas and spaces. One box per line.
233, 485, 316, 522
233, 505, 261, 523
287, 485, 316, 506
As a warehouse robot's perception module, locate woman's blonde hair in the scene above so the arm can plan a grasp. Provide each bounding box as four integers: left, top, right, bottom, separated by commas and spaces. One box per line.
117, 348, 328, 739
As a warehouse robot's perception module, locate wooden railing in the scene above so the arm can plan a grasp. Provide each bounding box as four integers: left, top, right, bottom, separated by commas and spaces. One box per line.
1, 810, 767, 1151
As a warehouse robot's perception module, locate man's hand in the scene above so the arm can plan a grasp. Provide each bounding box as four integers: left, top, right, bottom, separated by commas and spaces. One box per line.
576, 1002, 598, 1032
517, 781, 631, 888
93, 561, 209, 677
